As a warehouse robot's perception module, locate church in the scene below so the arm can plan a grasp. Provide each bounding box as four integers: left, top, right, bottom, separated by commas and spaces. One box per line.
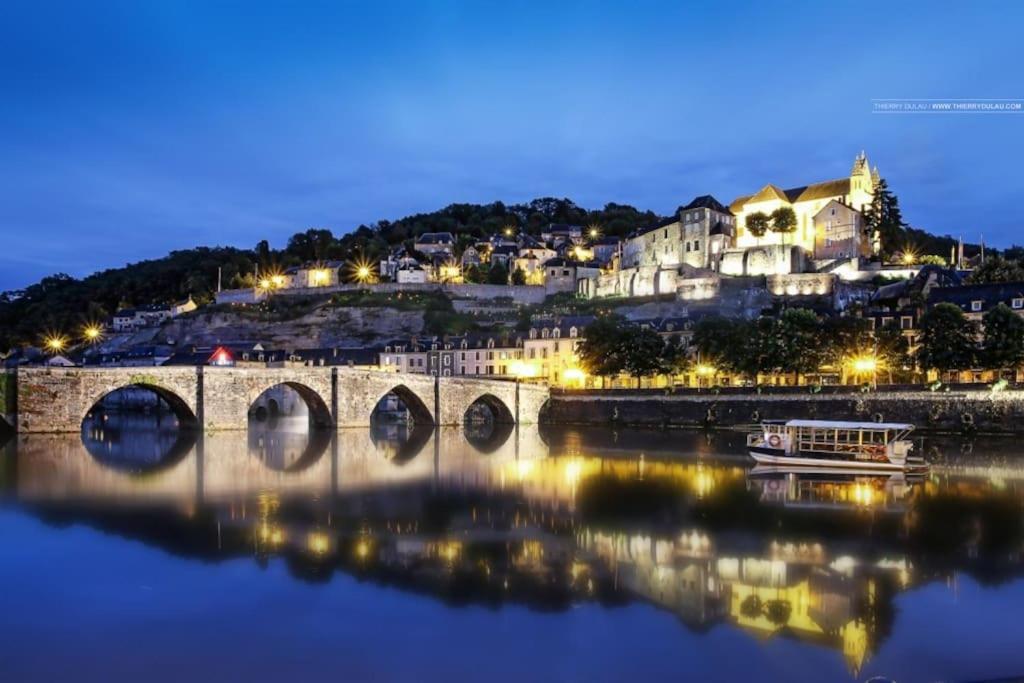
580, 152, 884, 299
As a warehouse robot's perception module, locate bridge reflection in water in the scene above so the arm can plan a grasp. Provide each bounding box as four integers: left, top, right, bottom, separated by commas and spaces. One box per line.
3, 422, 1024, 681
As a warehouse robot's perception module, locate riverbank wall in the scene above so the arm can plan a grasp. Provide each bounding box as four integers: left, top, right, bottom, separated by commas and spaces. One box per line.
542, 389, 1024, 434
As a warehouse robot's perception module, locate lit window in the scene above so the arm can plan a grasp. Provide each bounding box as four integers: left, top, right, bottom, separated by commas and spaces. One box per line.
1013, 298, 1023, 309
971, 300, 983, 312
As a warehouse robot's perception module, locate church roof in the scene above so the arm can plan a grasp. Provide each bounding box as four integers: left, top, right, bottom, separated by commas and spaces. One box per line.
730, 177, 852, 212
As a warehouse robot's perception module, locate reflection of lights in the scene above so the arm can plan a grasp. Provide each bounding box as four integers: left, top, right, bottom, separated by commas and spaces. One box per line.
565, 459, 582, 488
308, 531, 331, 555
355, 538, 371, 560
693, 469, 714, 498
851, 483, 875, 507
258, 524, 285, 546
515, 459, 535, 481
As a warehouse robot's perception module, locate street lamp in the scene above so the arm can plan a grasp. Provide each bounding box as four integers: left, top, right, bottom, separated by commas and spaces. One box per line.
43, 333, 68, 355
82, 324, 104, 344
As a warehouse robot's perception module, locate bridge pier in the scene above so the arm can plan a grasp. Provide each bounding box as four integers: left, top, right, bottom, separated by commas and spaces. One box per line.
7, 367, 549, 434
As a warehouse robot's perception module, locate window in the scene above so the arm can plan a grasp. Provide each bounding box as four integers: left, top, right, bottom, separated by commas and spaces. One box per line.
694, 240, 699, 251
569, 327, 578, 338
1013, 298, 1023, 309
901, 316, 913, 330
664, 229, 668, 239
971, 300, 983, 312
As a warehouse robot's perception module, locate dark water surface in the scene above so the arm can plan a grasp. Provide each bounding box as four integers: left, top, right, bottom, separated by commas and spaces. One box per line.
2, 416, 1023, 682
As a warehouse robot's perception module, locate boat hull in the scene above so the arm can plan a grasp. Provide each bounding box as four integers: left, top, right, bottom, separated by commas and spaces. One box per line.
748, 447, 908, 472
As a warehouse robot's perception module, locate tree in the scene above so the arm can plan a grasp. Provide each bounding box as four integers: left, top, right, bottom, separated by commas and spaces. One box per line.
965, 255, 1024, 284
577, 317, 627, 383
776, 308, 828, 378
463, 264, 485, 284
692, 316, 749, 375
981, 303, 1024, 370
486, 263, 509, 285
769, 207, 797, 244
746, 212, 770, 242
917, 303, 977, 373
875, 321, 911, 381
865, 178, 906, 259
661, 334, 691, 381
510, 267, 527, 285
620, 327, 667, 387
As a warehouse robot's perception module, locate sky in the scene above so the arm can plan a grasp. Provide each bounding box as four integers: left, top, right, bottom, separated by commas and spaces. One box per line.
1, 0, 1022, 291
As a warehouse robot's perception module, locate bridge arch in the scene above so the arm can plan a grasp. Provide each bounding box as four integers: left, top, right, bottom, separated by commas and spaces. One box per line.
82, 383, 198, 429
247, 381, 333, 429
372, 384, 435, 426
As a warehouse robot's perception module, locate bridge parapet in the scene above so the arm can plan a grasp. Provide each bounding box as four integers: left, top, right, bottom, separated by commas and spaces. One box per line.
8, 366, 550, 433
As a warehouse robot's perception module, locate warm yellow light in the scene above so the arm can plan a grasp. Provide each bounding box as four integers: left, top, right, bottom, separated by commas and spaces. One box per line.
851, 483, 875, 507
307, 531, 330, 555
43, 334, 68, 354
515, 459, 535, 482
503, 226, 514, 237
311, 268, 330, 286
82, 324, 103, 343
355, 538, 371, 560
563, 367, 586, 385
565, 459, 583, 488
589, 228, 600, 239
510, 361, 538, 378
259, 278, 273, 290
351, 258, 376, 284
696, 364, 716, 376
851, 356, 877, 373
270, 274, 286, 287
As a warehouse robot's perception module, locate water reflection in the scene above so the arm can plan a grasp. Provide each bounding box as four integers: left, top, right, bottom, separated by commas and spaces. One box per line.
82, 407, 197, 474
3, 422, 1024, 681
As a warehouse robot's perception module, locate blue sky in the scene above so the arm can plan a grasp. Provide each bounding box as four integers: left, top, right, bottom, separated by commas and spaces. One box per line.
1, 1, 1022, 290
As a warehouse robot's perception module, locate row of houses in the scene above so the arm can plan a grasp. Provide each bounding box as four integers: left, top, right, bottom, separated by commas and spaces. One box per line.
111, 297, 198, 332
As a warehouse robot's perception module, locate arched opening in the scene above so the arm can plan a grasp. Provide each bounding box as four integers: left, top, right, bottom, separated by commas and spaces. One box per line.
248, 383, 333, 471
370, 385, 435, 464
463, 394, 515, 454
81, 384, 198, 473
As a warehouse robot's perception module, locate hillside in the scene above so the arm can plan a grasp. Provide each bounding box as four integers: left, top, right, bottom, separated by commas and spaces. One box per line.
0, 194, 998, 350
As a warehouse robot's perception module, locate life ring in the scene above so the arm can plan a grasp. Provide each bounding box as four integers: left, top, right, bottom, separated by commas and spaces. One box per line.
768, 434, 782, 448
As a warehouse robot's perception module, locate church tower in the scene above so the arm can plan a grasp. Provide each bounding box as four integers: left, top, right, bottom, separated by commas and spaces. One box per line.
849, 151, 875, 211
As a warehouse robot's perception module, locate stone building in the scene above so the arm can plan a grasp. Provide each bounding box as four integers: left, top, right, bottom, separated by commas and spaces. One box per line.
729, 152, 878, 255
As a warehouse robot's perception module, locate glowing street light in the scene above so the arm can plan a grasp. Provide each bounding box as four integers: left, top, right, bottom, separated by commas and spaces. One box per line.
588, 223, 602, 239
82, 324, 104, 344
350, 258, 376, 284
43, 333, 68, 355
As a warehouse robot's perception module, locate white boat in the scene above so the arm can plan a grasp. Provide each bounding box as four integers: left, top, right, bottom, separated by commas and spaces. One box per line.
746, 419, 927, 472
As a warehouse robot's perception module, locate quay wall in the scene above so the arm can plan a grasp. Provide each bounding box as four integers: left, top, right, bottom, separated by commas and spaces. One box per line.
215, 282, 549, 306
542, 390, 1024, 434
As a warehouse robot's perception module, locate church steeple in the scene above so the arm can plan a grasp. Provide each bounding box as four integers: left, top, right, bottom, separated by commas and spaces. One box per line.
851, 150, 869, 176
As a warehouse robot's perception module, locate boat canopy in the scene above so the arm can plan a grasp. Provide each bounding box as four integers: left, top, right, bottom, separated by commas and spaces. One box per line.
783, 419, 914, 431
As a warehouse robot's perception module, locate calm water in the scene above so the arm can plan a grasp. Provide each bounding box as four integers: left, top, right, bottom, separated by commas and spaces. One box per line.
2, 415, 1024, 682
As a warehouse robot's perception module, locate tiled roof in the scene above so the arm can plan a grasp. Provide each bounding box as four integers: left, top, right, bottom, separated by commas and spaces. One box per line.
679, 194, 732, 214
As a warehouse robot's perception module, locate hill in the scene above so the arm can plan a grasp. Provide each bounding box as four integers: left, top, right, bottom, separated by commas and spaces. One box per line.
0, 195, 1000, 350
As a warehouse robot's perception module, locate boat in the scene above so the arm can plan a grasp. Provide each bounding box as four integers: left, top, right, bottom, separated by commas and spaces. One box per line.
746, 419, 928, 472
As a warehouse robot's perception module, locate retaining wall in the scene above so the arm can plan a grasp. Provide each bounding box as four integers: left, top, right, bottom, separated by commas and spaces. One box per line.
543, 390, 1024, 434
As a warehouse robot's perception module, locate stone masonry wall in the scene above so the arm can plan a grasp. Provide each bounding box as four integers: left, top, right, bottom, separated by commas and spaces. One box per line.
11, 367, 549, 433
543, 391, 1024, 434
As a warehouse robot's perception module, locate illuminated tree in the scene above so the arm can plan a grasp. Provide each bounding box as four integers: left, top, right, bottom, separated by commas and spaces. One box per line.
746, 212, 770, 242
769, 207, 797, 244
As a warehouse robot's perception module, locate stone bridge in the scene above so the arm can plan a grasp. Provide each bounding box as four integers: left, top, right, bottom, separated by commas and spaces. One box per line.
2, 367, 550, 434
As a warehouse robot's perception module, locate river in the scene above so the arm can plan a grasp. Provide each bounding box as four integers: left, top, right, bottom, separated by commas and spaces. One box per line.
1, 413, 1022, 682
